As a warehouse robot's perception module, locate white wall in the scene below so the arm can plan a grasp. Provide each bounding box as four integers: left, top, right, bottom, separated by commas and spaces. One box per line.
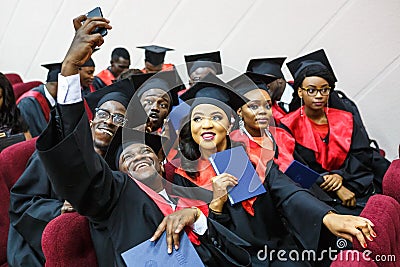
1, 0, 399, 159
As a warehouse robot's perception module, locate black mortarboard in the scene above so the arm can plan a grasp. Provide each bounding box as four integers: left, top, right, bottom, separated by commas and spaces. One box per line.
228, 72, 278, 96
137, 45, 174, 66
246, 57, 286, 78
286, 49, 337, 82
180, 73, 248, 116
84, 78, 135, 114
81, 58, 95, 67
184, 51, 222, 76
41, 63, 62, 82
130, 70, 183, 107
104, 127, 166, 171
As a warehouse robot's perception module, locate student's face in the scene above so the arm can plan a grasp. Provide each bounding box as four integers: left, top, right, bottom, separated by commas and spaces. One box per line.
191, 104, 230, 152
119, 143, 162, 182
238, 89, 272, 137
111, 57, 130, 78
140, 89, 171, 131
297, 76, 330, 112
0, 88, 3, 109
267, 78, 286, 102
79, 66, 95, 88
91, 100, 126, 152
189, 67, 217, 87
145, 61, 163, 73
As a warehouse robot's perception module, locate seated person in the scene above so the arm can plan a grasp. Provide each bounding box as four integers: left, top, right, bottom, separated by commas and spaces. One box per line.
92, 47, 130, 90
184, 51, 222, 88
129, 70, 182, 134
137, 45, 175, 73
17, 63, 61, 137
0, 72, 31, 151
79, 57, 96, 96
246, 57, 292, 125
276, 49, 378, 215
8, 78, 133, 267
36, 15, 251, 267
169, 73, 376, 266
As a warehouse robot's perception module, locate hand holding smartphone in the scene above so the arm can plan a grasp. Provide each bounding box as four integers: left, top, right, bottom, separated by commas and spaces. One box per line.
86, 7, 108, 37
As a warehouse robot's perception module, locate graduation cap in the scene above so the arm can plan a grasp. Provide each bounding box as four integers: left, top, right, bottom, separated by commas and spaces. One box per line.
84, 78, 135, 114
228, 72, 278, 96
41, 63, 62, 82
286, 49, 337, 82
180, 73, 248, 115
246, 57, 286, 79
137, 45, 174, 66
184, 51, 222, 76
104, 127, 166, 171
130, 70, 183, 107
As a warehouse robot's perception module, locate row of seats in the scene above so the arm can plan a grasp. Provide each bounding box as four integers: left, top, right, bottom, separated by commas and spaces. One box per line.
331, 159, 400, 267
1, 138, 399, 267
4, 73, 43, 100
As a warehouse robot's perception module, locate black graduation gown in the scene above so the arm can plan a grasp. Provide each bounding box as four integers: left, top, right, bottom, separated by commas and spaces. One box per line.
172, 162, 335, 267
278, 108, 376, 215
36, 103, 251, 267
8, 152, 63, 267
17, 85, 51, 137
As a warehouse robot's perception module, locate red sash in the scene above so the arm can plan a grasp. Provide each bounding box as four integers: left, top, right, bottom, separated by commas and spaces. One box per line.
132, 178, 208, 245
96, 69, 115, 86
272, 103, 287, 126
280, 108, 353, 171
16, 91, 50, 122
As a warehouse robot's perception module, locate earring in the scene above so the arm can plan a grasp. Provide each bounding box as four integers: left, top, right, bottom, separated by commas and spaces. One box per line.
300, 98, 304, 117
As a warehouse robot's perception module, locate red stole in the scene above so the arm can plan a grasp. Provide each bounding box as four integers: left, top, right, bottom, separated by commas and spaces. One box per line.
175, 157, 262, 216
132, 178, 208, 245
272, 103, 287, 125
280, 108, 353, 171
96, 69, 115, 86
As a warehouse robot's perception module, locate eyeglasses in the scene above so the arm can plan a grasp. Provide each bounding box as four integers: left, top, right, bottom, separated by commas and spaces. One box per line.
94, 108, 127, 126
300, 87, 331, 96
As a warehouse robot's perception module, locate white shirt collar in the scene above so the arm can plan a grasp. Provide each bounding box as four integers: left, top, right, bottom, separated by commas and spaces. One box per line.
43, 84, 56, 107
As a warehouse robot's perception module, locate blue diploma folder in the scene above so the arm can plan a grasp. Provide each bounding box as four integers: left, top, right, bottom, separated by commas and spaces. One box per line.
284, 160, 321, 189
121, 232, 204, 267
209, 146, 266, 205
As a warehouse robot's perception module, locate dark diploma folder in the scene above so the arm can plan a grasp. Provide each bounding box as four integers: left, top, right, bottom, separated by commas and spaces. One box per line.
121, 232, 204, 267
209, 146, 266, 205
284, 160, 321, 189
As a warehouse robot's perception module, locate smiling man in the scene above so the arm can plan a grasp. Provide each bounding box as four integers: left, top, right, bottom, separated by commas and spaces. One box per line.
7, 78, 134, 266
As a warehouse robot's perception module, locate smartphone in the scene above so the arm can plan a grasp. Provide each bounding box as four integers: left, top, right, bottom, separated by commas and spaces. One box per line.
86, 7, 107, 37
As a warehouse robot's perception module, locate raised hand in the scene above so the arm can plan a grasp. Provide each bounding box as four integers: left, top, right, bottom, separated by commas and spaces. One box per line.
62, 15, 112, 76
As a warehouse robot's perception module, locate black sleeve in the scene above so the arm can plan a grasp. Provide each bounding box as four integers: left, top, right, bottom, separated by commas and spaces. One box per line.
17, 98, 48, 137
335, 121, 375, 196
92, 76, 106, 91
8, 153, 63, 266
267, 163, 334, 251
36, 101, 123, 220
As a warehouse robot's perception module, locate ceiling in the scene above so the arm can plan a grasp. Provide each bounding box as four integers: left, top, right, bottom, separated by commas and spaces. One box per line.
1, 0, 399, 159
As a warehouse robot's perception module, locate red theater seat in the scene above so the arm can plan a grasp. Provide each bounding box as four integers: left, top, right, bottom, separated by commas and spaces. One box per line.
0, 138, 37, 267
13, 81, 43, 100
4, 73, 23, 85
42, 212, 98, 267
382, 159, 400, 203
